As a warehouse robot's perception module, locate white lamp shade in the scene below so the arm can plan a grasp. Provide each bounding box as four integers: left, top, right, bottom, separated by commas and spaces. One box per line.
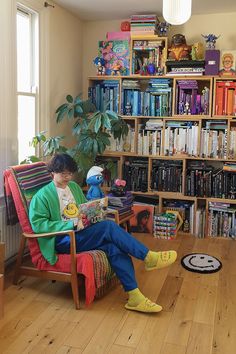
163, 0, 192, 25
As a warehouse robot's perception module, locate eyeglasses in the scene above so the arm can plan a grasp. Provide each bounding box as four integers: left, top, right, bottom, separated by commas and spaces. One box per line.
60, 172, 73, 177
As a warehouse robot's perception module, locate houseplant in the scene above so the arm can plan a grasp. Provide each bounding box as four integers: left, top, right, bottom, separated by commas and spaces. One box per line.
23, 94, 129, 178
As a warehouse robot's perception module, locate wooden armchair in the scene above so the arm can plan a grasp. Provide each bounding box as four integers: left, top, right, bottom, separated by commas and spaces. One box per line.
4, 162, 117, 309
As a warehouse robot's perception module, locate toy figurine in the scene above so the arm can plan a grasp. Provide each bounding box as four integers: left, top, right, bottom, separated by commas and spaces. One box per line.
111, 60, 122, 75
168, 34, 191, 61
184, 102, 191, 115
93, 57, 106, 75
125, 102, 132, 115
86, 166, 105, 200
201, 34, 220, 50
179, 100, 185, 115
110, 179, 127, 197
156, 21, 171, 37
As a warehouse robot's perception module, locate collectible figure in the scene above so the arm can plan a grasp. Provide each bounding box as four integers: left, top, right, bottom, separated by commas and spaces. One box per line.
111, 60, 122, 75
192, 42, 204, 60
86, 166, 105, 200
125, 102, 132, 115
156, 21, 171, 37
110, 179, 127, 197
168, 34, 191, 61
93, 57, 106, 75
201, 34, 220, 50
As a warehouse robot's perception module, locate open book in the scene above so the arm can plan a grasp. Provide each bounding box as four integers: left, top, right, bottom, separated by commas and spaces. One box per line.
76, 197, 108, 231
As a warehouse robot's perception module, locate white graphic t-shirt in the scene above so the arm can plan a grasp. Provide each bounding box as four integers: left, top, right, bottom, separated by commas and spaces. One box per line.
56, 186, 79, 226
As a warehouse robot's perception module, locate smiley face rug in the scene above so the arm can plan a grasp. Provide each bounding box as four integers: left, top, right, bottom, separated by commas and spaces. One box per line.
181, 253, 222, 274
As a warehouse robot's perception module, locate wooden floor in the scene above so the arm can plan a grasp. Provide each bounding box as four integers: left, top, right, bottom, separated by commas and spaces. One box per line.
1, 233, 236, 354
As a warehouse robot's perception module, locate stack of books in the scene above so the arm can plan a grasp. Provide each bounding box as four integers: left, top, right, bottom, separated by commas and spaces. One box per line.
107, 191, 134, 220
130, 14, 158, 36
153, 212, 179, 239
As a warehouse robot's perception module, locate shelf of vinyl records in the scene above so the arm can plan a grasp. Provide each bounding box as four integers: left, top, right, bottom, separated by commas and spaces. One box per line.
88, 75, 236, 239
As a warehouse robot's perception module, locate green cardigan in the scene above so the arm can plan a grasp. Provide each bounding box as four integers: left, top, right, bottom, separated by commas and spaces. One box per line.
29, 181, 87, 265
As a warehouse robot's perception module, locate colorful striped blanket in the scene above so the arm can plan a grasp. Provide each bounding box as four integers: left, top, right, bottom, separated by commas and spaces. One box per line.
4, 162, 118, 304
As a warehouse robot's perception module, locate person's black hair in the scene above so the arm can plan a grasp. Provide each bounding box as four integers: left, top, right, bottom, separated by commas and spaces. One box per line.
47, 153, 78, 173
136, 209, 150, 224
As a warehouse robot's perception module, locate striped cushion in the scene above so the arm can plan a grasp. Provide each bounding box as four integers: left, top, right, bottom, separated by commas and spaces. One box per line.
11, 162, 52, 210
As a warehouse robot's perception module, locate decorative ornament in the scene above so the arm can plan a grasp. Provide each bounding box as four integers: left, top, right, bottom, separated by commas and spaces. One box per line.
121, 21, 130, 32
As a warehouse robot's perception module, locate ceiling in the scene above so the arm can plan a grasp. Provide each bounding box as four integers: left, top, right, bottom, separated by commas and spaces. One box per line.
53, 0, 236, 21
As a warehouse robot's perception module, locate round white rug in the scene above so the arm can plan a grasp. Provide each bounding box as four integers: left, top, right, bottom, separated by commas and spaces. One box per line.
181, 253, 222, 274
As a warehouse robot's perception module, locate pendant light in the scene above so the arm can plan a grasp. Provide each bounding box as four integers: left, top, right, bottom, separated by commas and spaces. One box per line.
163, 0, 192, 25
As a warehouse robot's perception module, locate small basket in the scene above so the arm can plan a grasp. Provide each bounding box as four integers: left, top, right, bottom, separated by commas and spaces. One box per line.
153, 210, 183, 240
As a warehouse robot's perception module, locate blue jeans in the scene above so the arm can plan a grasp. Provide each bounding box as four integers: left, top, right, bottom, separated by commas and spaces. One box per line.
55, 220, 149, 291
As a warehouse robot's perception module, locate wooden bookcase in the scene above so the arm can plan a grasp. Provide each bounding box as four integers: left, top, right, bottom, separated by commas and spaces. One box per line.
88, 36, 236, 239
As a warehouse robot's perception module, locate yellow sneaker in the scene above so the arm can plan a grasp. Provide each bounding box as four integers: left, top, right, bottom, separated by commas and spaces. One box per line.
145, 250, 177, 271
125, 298, 163, 313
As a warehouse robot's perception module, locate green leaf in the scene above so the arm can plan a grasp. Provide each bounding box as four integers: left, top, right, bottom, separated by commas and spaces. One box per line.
68, 108, 74, 119
92, 140, 99, 155
102, 113, 111, 130
75, 104, 83, 115
56, 106, 69, 123
106, 110, 119, 120
94, 115, 102, 133
55, 103, 68, 114
74, 95, 82, 104
66, 94, 73, 103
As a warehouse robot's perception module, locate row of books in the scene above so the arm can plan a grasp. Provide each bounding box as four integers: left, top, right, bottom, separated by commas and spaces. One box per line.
137, 125, 162, 156
176, 80, 210, 115
229, 128, 236, 159
185, 164, 236, 199
106, 125, 135, 153
200, 128, 227, 159
123, 159, 148, 192
215, 81, 236, 116
164, 123, 199, 157
207, 202, 236, 237
88, 81, 119, 113
105, 121, 235, 160
121, 79, 172, 116
151, 161, 182, 193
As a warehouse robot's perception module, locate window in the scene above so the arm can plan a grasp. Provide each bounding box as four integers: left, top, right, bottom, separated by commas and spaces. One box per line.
16, 5, 39, 162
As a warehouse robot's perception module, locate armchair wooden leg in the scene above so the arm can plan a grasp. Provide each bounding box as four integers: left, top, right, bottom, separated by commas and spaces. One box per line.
71, 273, 80, 309
13, 236, 26, 285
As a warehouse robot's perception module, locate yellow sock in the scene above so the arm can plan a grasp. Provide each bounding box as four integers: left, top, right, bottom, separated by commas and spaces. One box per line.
127, 288, 146, 306
126, 288, 162, 313
144, 250, 177, 271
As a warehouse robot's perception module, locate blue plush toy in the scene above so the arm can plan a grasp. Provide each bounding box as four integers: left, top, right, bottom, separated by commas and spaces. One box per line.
86, 166, 105, 200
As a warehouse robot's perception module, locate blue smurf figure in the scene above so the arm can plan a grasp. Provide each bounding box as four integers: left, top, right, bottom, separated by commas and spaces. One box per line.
86, 166, 105, 200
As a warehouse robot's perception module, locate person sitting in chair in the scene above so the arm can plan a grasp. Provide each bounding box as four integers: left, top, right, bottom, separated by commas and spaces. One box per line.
29, 153, 177, 313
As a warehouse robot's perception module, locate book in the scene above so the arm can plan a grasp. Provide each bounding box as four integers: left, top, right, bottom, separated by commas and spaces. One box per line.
98, 40, 130, 75
130, 203, 154, 234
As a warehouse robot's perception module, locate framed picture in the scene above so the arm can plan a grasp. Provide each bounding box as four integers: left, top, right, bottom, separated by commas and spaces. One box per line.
219, 50, 236, 77
130, 203, 154, 234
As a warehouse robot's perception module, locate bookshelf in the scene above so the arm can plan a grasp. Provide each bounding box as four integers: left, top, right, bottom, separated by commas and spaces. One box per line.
88, 38, 236, 239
